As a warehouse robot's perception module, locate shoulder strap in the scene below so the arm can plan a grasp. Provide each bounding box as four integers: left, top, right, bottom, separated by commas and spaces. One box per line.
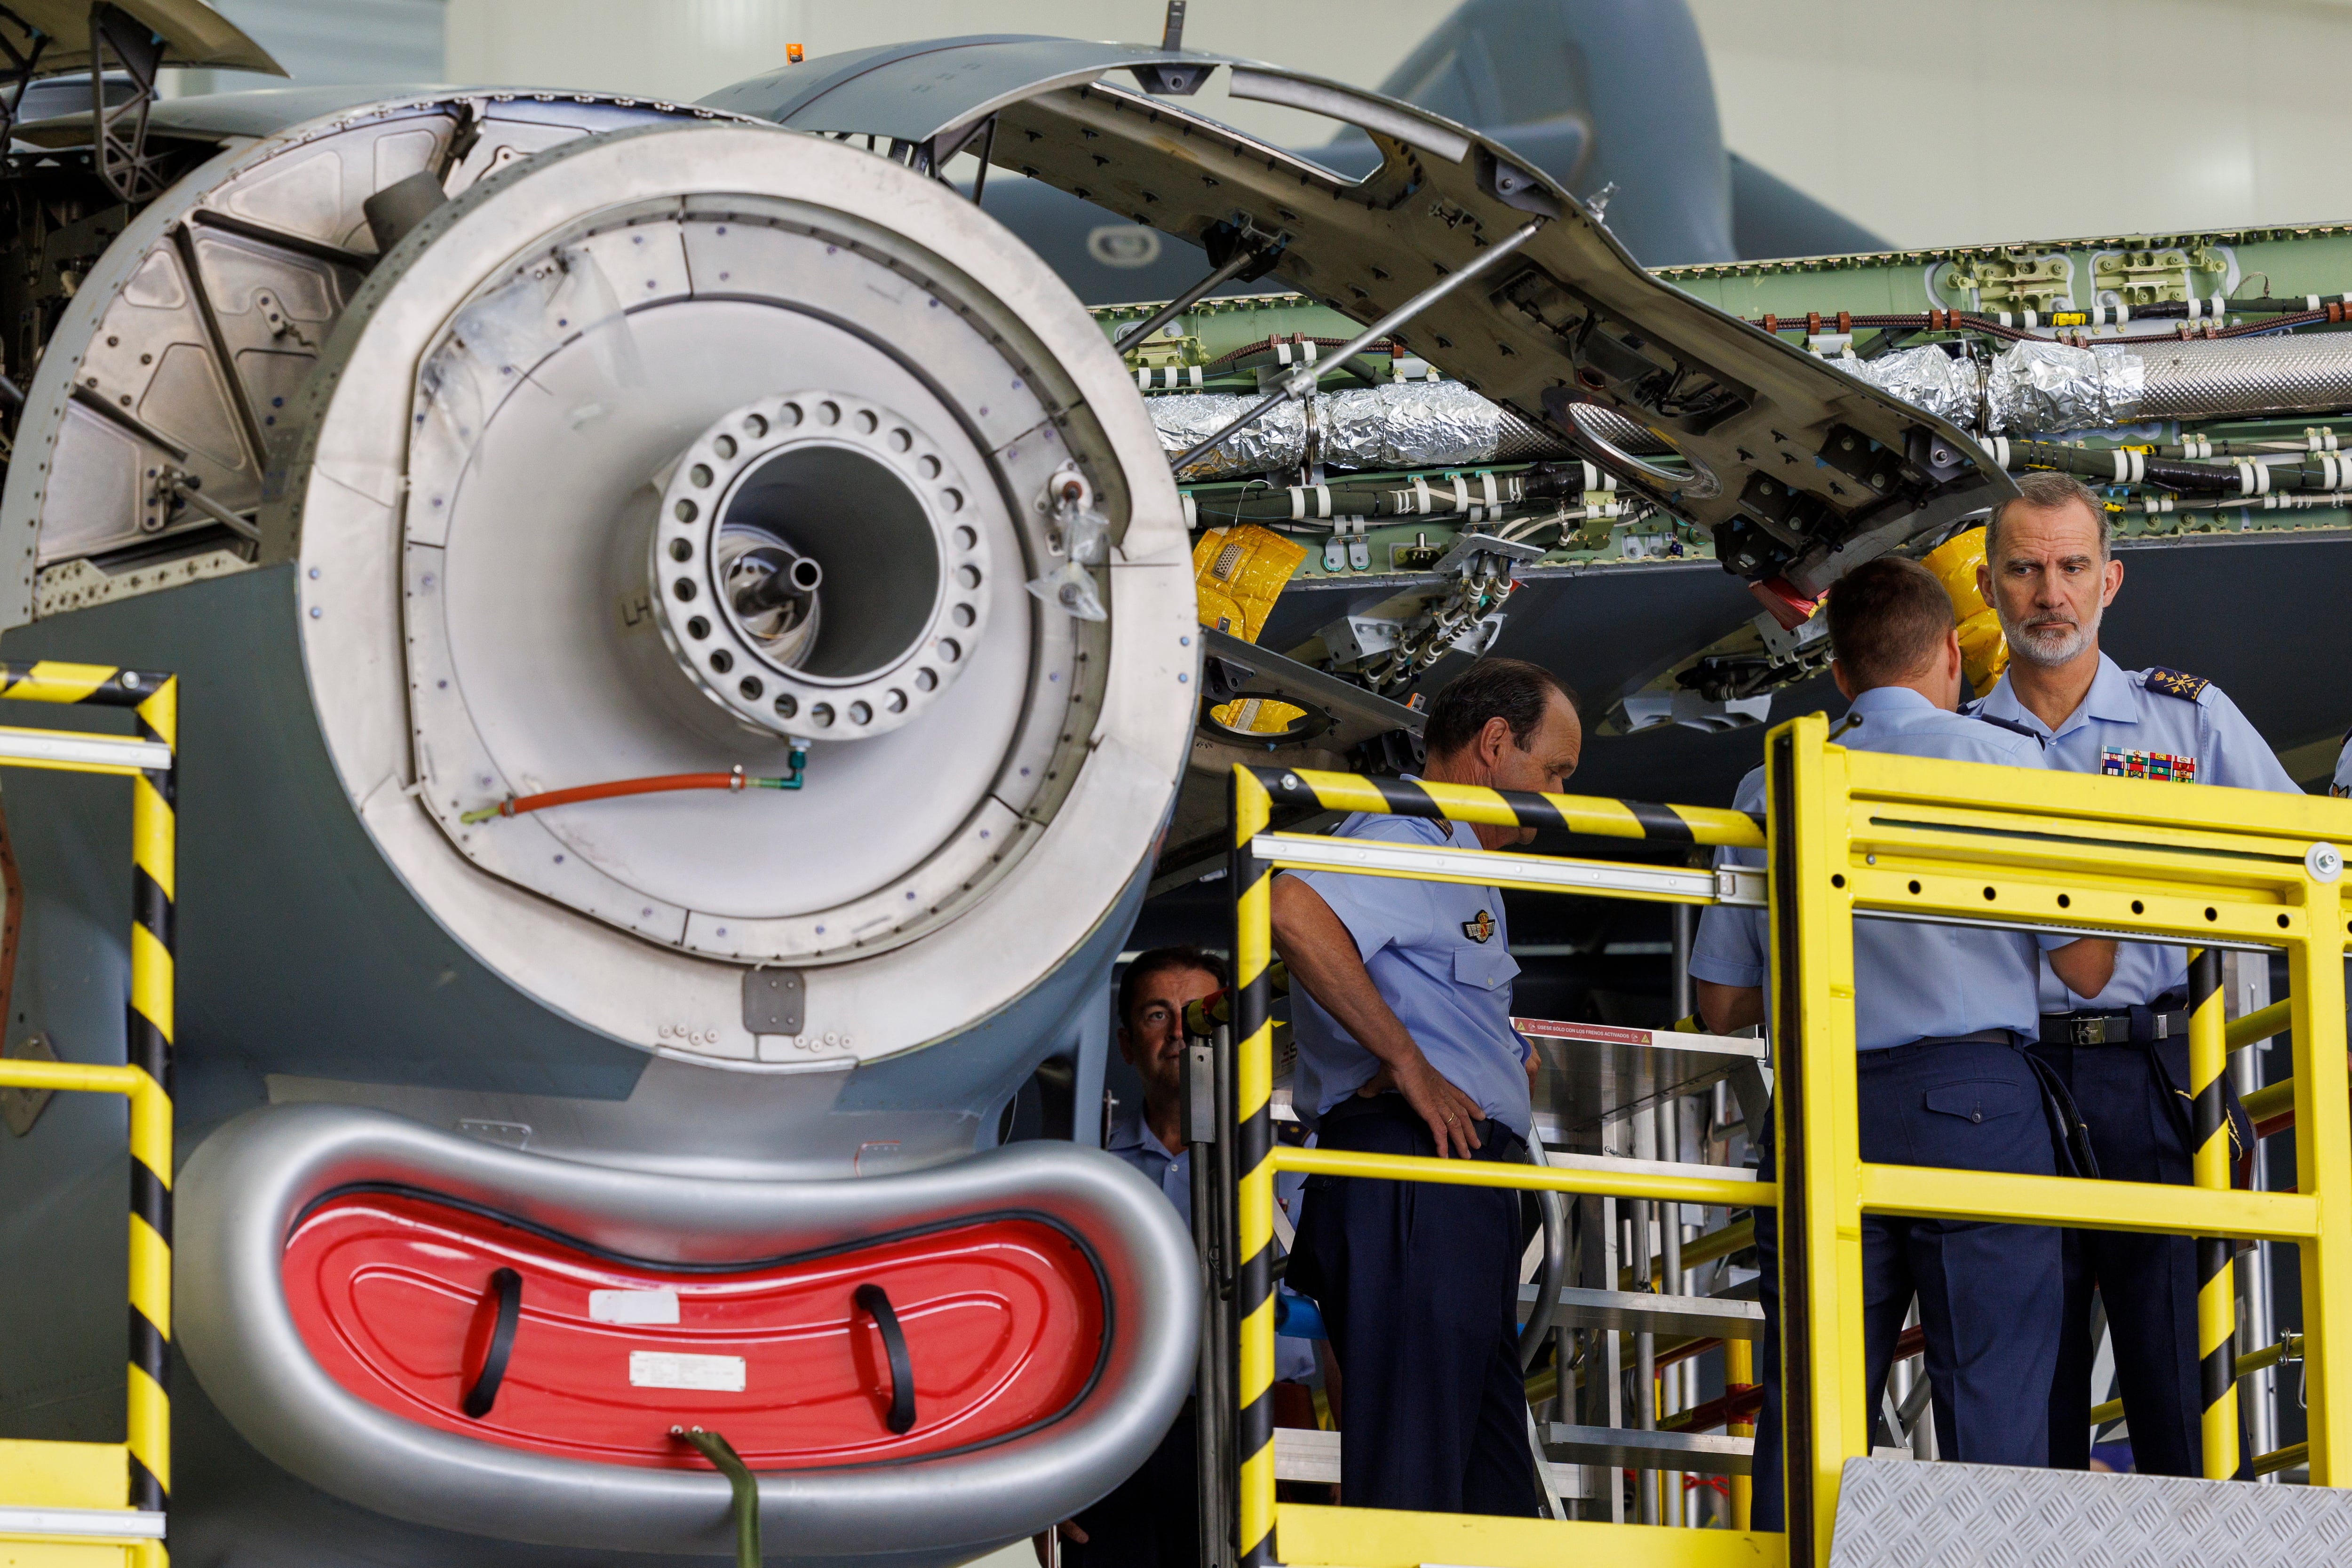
2143, 666, 2210, 702
1975, 713, 2046, 746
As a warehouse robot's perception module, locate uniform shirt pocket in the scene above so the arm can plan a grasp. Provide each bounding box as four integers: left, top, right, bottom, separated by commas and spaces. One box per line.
1921, 1078, 2030, 1124
1453, 947, 1521, 992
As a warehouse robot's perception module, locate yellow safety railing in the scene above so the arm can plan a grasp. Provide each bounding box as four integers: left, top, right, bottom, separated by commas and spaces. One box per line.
0, 661, 178, 1568
1224, 709, 2352, 1568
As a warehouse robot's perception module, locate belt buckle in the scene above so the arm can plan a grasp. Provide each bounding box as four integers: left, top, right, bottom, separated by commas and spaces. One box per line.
2068, 1017, 2109, 1047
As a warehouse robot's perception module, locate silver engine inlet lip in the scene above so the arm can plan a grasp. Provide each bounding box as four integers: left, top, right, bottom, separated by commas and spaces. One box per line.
652, 391, 989, 739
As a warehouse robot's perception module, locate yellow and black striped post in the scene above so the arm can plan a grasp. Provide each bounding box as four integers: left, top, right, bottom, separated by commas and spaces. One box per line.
0, 661, 178, 1518
1231, 765, 1278, 1568
2187, 947, 2239, 1481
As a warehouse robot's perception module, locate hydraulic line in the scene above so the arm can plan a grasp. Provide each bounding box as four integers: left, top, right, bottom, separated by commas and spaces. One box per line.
1204, 332, 1363, 369
673, 1426, 761, 1568
1184, 460, 1619, 527
1752, 301, 2349, 346
461, 752, 808, 824
1998, 436, 2352, 498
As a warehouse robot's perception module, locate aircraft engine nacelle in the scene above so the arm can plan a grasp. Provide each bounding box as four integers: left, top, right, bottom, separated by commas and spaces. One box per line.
0, 99, 1197, 1568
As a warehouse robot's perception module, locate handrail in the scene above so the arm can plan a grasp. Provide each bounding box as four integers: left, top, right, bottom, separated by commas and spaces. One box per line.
1225, 723, 2352, 1568
0, 660, 177, 1563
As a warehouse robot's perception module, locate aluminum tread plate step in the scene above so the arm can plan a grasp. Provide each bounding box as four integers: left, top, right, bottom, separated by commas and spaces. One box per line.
1828, 1455, 2352, 1567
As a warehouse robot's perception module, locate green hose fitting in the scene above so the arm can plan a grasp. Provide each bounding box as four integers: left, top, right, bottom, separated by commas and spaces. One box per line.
674, 1425, 760, 1568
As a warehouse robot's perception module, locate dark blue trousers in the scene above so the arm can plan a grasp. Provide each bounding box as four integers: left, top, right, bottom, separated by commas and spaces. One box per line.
1752, 1038, 2063, 1528
2029, 1037, 2252, 1478
1288, 1096, 1543, 1517
1063, 1400, 1198, 1568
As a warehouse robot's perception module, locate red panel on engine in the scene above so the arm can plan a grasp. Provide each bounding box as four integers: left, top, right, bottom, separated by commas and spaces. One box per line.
283, 1192, 1107, 1468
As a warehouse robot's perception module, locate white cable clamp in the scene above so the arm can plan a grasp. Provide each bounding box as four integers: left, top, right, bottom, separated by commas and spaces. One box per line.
1136, 366, 1151, 390
1478, 471, 1499, 510
2022, 309, 2038, 330
2182, 433, 2211, 459
1987, 435, 2010, 469
1411, 475, 1433, 515
1180, 493, 1199, 527
1996, 310, 2013, 328
1449, 473, 1470, 514
2310, 295, 2325, 313
1188, 365, 1203, 390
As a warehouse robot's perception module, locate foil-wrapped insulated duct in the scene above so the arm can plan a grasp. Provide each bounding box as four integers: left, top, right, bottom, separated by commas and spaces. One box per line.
1152, 393, 1313, 480
1830, 344, 1979, 427
1318, 383, 1557, 470
1160, 330, 2352, 477
1836, 341, 2149, 436
1155, 380, 1579, 479
1986, 340, 2144, 434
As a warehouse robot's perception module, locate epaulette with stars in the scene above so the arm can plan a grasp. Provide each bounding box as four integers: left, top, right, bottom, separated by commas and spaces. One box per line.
2143, 667, 2210, 702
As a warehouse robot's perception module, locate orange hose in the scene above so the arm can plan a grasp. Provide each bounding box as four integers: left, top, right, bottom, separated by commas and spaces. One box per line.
502, 772, 743, 817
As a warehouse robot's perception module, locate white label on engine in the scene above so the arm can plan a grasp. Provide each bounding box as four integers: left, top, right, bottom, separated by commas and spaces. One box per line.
590, 1289, 680, 1325
629, 1351, 744, 1391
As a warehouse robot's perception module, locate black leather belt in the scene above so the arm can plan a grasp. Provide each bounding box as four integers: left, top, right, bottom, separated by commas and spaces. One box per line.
2038, 1007, 2188, 1047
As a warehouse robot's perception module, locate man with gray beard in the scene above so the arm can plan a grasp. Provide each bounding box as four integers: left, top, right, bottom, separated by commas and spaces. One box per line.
1967, 470, 2292, 1479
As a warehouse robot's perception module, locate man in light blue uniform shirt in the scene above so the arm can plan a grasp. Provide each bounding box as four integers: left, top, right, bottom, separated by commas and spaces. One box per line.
1274, 659, 1581, 1517
1968, 471, 2287, 1478
1061, 947, 1313, 1568
1692, 556, 2116, 1527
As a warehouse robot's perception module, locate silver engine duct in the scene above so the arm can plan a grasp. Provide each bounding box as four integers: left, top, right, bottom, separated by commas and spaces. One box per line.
1838, 333, 2352, 436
